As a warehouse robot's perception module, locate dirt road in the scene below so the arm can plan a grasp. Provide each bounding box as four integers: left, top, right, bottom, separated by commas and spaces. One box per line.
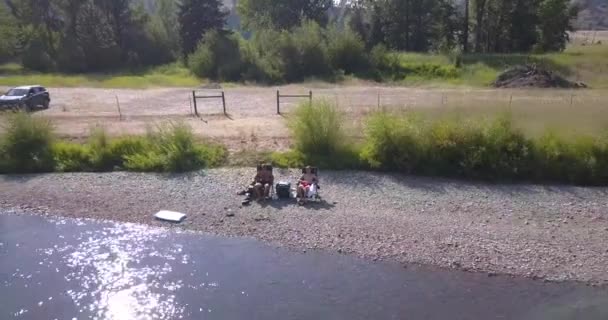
6, 85, 607, 150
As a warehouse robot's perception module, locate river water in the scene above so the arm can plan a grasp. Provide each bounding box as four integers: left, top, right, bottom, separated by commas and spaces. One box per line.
1, 212, 607, 320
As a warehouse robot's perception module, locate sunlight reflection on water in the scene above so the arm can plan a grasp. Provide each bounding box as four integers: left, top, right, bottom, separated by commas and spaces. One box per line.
56, 221, 188, 320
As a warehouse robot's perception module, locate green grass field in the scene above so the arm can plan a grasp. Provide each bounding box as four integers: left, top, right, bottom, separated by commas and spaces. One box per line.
0, 63, 201, 89
0, 38, 605, 89
395, 42, 608, 88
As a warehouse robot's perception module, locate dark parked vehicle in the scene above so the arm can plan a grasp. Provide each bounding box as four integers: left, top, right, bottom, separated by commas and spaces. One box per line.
0, 85, 51, 111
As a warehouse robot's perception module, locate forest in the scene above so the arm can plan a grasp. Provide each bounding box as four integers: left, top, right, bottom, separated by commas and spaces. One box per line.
0, 0, 580, 83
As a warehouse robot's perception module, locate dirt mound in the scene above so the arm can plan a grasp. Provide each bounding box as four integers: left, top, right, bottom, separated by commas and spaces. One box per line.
493, 65, 587, 89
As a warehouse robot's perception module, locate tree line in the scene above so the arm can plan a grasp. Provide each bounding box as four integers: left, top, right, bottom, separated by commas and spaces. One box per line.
0, 0, 578, 75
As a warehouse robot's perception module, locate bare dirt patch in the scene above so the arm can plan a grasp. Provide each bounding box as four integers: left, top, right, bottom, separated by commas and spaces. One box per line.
4, 85, 607, 149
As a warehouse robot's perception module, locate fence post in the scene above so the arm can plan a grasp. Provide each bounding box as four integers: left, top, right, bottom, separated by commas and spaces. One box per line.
309, 90, 313, 106
221, 91, 226, 115
570, 93, 574, 107
277, 90, 280, 114
377, 92, 380, 110
192, 91, 198, 116
115, 95, 122, 121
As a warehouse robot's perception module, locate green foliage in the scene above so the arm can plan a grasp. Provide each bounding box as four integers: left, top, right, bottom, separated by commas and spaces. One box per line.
21, 35, 56, 72
238, 0, 332, 30
0, 112, 55, 173
52, 142, 91, 172
188, 31, 244, 81
178, 0, 227, 58
0, 115, 226, 174
292, 21, 333, 79
124, 122, 226, 172
278, 99, 363, 169
289, 99, 345, 155
372, 0, 458, 52
536, 0, 578, 52
360, 112, 608, 185
188, 21, 375, 83
326, 26, 368, 74
0, 2, 19, 63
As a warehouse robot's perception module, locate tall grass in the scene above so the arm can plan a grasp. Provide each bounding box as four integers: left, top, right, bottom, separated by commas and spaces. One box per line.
0, 113, 55, 173
274, 99, 361, 169
0, 113, 226, 173
361, 111, 608, 185
124, 122, 225, 172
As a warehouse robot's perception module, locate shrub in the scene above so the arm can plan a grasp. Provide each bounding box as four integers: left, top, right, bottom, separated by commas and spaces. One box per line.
289, 99, 345, 155
52, 142, 91, 172
241, 29, 291, 83
360, 112, 426, 173
532, 133, 608, 185
369, 44, 401, 79
0, 116, 225, 174
87, 127, 117, 171
360, 111, 608, 184
279, 99, 364, 169
292, 21, 332, 79
188, 30, 244, 81
124, 122, 226, 172
326, 26, 368, 74
0, 112, 55, 173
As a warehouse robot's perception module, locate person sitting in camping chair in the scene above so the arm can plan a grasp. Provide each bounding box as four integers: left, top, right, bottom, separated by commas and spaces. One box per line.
240, 164, 274, 205
252, 164, 274, 201
297, 166, 319, 205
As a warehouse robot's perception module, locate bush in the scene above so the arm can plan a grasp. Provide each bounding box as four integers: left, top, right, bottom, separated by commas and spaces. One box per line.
291, 21, 333, 80
188, 31, 244, 81
289, 99, 345, 155
360, 112, 608, 184
0, 112, 55, 173
360, 112, 426, 173
369, 44, 401, 79
87, 127, 117, 171
188, 21, 392, 84
0, 116, 226, 174
326, 26, 368, 74
124, 122, 226, 172
277, 99, 363, 169
52, 142, 91, 172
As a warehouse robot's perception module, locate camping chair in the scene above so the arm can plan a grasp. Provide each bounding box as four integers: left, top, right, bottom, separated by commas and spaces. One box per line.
256, 163, 275, 199
242, 164, 275, 205
299, 167, 321, 203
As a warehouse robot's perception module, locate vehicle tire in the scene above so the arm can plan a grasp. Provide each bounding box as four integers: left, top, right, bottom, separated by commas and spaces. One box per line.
43, 99, 50, 109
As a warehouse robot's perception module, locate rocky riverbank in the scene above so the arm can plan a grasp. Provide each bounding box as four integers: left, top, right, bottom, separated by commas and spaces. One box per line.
1, 169, 608, 285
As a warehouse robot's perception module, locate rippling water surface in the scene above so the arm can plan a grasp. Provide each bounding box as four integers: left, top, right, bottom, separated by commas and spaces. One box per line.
1, 212, 607, 320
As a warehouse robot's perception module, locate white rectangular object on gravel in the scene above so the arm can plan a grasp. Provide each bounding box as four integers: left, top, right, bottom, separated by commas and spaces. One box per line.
154, 210, 187, 223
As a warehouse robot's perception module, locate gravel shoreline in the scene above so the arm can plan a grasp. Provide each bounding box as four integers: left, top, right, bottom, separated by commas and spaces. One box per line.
2, 169, 608, 285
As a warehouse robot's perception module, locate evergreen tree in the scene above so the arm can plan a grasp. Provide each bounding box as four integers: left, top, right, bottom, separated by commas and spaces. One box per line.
178, 0, 227, 58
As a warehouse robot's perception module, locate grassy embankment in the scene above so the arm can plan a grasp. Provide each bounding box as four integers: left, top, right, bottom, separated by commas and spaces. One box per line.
5, 98, 608, 186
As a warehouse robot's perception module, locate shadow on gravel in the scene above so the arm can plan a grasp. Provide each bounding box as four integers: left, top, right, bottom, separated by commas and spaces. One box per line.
263, 199, 335, 211
0, 173, 53, 184
322, 171, 608, 198
159, 171, 208, 180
